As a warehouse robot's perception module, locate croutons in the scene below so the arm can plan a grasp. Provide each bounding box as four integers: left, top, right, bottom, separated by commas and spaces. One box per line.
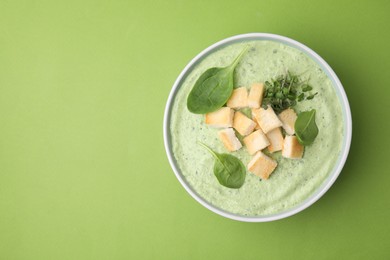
248, 151, 278, 180
233, 112, 257, 136
252, 106, 283, 134
227, 87, 248, 109
248, 83, 265, 108
278, 108, 297, 135
243, 129, 270, 155
205, 107, 234, 128
266, 127, 284, 153
218, 128, 242, 152
282, 135, 304, 159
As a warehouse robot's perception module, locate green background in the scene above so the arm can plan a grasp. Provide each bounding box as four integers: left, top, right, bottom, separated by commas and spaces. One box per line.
0, 0, 389, 259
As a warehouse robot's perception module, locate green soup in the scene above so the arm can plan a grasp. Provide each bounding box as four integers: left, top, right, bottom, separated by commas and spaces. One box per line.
170, 40, 343, 216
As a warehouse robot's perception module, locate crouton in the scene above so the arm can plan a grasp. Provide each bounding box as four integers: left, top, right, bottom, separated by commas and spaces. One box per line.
227, 87, 248, 109
251, 108, 262, 130
205, 107, 234, 128
282, 135, 304, 159
218, 128, 242, 152
278, 108, 297, 135
243, 129, 270, 155
252, 105, 283, 134
248, 151, 278, 180
266, 127, 284, 153
248, 83, 265, 108
233, 111, 257, 136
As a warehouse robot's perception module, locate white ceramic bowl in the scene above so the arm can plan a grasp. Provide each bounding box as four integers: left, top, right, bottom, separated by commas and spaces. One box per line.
163, 33, 352, 222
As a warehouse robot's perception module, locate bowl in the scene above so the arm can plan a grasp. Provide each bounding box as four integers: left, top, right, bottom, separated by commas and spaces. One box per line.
163, 33, 352, 222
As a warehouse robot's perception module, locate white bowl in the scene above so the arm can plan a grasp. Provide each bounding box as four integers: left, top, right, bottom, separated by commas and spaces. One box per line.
163, 33, 352, 222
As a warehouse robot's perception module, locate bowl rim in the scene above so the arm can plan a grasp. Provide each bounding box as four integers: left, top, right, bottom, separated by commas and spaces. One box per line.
163, 33, 352, 222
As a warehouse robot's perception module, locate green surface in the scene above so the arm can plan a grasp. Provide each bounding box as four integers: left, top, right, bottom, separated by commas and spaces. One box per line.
0, 0, 389, 259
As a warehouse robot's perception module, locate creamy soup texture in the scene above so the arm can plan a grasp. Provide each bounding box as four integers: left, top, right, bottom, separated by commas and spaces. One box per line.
170, 40, 343, 216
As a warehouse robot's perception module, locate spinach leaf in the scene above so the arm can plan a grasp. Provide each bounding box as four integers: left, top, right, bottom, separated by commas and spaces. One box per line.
187, 47, 248, 114
295, 109, 319, 146
198, 142, 246, 189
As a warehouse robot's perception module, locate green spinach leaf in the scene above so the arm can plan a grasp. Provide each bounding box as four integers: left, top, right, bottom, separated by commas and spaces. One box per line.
198, 142, 246, 189
295, 109, 319, 145
187, 47, 248, 114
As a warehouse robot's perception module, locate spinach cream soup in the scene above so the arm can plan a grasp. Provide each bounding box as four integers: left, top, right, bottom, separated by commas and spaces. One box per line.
170, 40, 343, 216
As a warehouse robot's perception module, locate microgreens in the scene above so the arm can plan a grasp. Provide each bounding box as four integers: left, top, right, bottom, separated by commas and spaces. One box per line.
262, 71, 317, 113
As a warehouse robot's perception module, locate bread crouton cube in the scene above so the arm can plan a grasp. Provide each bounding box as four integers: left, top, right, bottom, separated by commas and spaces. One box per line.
278, 108, 297, 135
248, 151, 278, 180
282, 135, 304, 159
233, 111, 257, 136
218, 128, 242, 152
251, 108, 262, 130
248, 83, 265, 108
227, 87, 248, 109
243, 129, 270, 155
253, 106, 283, 134
266, 127, 284, 153
205, 107, 234, 128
